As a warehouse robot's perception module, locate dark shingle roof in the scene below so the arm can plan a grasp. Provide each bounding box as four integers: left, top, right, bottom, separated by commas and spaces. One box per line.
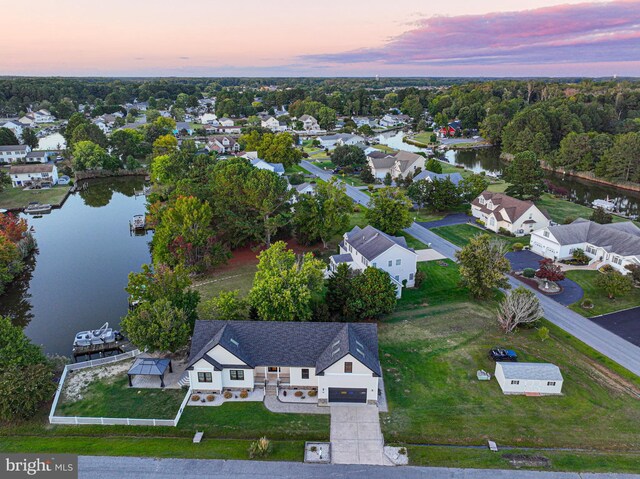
345, 225, 413, 261
187, 320, 381, 376
413, 169, 464, 186
547, 219, 640, 256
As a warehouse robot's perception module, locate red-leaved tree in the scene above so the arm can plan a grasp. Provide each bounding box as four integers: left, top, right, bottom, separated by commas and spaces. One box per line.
535, 258, 565, 282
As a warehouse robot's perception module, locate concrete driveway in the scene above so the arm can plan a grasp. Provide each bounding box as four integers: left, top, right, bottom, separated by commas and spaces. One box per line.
330, 405, 389, 465
418, 213, 470, 229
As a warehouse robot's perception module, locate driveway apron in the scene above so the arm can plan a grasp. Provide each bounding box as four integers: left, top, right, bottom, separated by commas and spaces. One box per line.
330, 405, 389, 465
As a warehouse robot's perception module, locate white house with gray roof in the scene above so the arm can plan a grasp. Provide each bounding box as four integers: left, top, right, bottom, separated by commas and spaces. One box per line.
413, 169, 464, 187
186, 320, 382, 405
330, 225, 418, 298
530, 218, 640, 274
0, 145, 30, 163
495, 362, 563, 395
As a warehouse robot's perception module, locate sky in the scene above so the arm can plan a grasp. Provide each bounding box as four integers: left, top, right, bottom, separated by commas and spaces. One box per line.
2, 0, 639, 77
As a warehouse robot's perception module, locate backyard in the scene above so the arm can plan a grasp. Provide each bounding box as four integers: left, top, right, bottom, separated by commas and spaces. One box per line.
379, 260, 640, 453
0, 185, 70, 209
565, 270, 640, 317
431, 223, 530, 249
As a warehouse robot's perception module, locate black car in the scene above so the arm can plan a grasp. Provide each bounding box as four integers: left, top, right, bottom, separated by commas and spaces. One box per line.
489, 347, 518, 362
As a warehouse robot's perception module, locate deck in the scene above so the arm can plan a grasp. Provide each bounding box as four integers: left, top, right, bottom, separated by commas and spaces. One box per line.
72, 339, 136, 362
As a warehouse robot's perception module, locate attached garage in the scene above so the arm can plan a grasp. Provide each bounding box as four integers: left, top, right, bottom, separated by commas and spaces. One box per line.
328, 388, 367, 403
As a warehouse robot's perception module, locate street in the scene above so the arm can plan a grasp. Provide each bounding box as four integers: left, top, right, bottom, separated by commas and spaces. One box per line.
301, 160, 371, 207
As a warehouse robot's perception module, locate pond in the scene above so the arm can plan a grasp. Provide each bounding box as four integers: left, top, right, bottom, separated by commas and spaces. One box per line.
378, 131, 640, 216
38, 132, 66, 151
0, 177, 152, 356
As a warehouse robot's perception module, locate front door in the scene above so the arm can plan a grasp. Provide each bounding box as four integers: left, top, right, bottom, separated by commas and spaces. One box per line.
267, 366, 279, 382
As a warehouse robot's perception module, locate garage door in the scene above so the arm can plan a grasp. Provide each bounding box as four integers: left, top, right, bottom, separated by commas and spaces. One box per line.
328, 388, 367, 403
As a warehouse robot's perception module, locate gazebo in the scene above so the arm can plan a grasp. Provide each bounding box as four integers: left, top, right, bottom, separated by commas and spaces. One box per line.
127, 358, 173, 388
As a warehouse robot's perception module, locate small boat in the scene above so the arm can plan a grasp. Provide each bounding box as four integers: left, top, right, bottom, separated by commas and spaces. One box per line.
131, 214, 146, 230
73, 322, 117, 347
592, 198, 616, 211
24, 202, 52, 214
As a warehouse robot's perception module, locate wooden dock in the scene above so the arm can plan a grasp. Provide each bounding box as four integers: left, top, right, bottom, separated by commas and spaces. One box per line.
72, 339, 135, 362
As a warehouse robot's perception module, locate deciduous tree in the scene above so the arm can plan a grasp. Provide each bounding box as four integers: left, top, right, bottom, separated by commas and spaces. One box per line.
596, 271, 633, 299
497, 287, 543, 333
366, 187, 412, 235
121, 299, 191, 352
456, 234, 511, 299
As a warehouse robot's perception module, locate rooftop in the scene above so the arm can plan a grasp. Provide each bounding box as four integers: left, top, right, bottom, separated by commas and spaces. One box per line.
345, 225, 415, 261
498, 362, 563, 381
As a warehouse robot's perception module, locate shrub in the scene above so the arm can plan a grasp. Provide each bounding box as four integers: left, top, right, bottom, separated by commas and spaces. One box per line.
572, 248, 589, 265
600, 264, 614, 273
206, 394, 215, 402
223, 391, 232, 399
563, 216, 576, 225
475, 219, 485, 226
498, 227, 514, 237
399, 447, 407, 455
191, 395, 201, 402
512, 242, 524, 251
522, 268, 536, 278
581, 298, 594, 309
310, 446, 317, 452
249, 437, 272, 459
308, 389, 317, 397
537, 326, 550, 342
288, 172, 305, 185
294, 390, 303, 397
414, 270, 426, 288
239, 390, 248, 399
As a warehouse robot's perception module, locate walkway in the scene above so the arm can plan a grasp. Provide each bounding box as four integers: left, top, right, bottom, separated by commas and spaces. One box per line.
79, 456, 640, 478
416, 248, 446, 262
407, 221, 640, 377
263, 395, 329, 415
330, 405, 389, 465
301, 160, 371, 207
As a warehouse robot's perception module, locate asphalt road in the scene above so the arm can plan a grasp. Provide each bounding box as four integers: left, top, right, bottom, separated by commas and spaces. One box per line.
590, 307, 640, 347
301, 160, 371, 207
79, 456, 640, 479
406, 222, 640, 377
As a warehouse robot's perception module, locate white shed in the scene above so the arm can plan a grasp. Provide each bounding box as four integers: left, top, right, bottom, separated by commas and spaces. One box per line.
495, 362, 563, 395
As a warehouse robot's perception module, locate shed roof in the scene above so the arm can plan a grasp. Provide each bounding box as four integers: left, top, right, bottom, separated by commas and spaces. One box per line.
497, 362, 563, 381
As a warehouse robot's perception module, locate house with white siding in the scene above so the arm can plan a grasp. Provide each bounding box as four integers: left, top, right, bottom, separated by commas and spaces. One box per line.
186, 320, 382, 405
298, 114, 320, 131
0, 145, 30, 163
330, 225, 418, 298
495, 362, 563, 396
2, 120, 25, 140
10, 163, 58, 188
530, 218, 640, 274
471, 191, 550, 236
261, 116, 288, 132
367, 150, 425, 180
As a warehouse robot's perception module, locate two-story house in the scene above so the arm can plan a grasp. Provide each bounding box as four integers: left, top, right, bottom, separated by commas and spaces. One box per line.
299, 115, 320, 131
10, 163, 58, 188
471, 191, 550, 236
0, 145, 30, 163
330, 225, 418, 298
186, 320, 382, 405
206, 136, 240, 155
261, 116, 288, 132
2, 120, 25, 140
530, 219, 640, 273
367, 150, 425, 180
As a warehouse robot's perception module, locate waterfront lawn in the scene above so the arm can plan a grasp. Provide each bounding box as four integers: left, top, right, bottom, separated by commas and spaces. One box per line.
486, 180, 510, 193
412, 132, 435, 145
56, 375, 185, 419
536, 193, 636, 226
193, 262, 258, 302
380, 266, 640, 451
431, 223, 530, 248
373, 144, 395, 153
0, 185, 70, 210
565, 270, 640, 317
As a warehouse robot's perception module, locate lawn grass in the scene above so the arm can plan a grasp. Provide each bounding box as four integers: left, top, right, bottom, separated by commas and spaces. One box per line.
193, 262, 258, 303
407, 446, 640, 473
397, 231, 428, 250
380, 265, 640, 450
0, 185, 70, 209
0, 436, 304, 462
56, 375, 185, 419
431, 223, 530, 248
412, 132, 435, 145
284, 164, 310, 175
565, 270, 640, 317
177, 403, 329, 441
486, 180, 510, 193
373, 144, 395, 153
313, 160, 335, 170
536, 193, 635, 226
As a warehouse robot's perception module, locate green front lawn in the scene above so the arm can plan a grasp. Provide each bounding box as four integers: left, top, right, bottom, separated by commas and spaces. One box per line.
431, 223, 530, 249
397, 232, 428, 250
56, 374, 185, 419
565, 270, 640, 317
284, 164, 310, 175
193, 262, 258, 303
0, 185, 70, 209
536, 193, 637, 226
380, 263, 640, 451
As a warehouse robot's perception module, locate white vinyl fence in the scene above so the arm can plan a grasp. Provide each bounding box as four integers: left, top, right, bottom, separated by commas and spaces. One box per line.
49, 350, 192, 427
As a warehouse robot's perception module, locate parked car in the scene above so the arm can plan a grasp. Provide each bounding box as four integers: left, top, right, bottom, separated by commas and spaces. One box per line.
489, 348, 518, 362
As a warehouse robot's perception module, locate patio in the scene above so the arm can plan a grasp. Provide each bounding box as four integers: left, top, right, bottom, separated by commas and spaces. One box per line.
127, 355, 188, 389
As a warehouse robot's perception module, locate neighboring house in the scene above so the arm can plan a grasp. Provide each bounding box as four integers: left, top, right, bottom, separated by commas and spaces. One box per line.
2, 120, 25, 140
439, 120, 462, 137
261, 116, 288, 132
413, 169, 464, 186
33, 109, 55, 123
206, 136, 240, 154
367, 150, 425, 180
299, 114, 320, 131
317, 133, 364, 149
0, 145, 30, 163
250, 158, 285, 176
289, 182, 315, 201
330, 225, 418, 298
186, 320, 382, 405
218, 117, 235, 127
25, 151, 49, 163
471, 191, 550, 236
10, 163, 58, 188
18, 114, 36, 127
199, 113, 218, 125
379, 114, 411, 128
495, 362, 563, 395
530, 218, 640, 274
211, 125, 242, 135
353, 142, 378, 156
352, 116, 377, 128
174, 122, 193, 135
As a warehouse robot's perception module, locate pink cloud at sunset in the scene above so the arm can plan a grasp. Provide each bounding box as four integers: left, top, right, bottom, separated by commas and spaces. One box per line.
302, 0, 640, 74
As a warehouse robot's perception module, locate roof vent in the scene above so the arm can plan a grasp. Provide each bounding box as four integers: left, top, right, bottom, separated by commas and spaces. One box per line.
356, 348, 365, 357
230, 338, 239, 346
332, 340, 340, 348
332, 348, 340, 356
355, 339, 363, 348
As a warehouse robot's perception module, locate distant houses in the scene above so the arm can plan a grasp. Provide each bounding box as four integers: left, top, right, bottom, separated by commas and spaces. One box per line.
379, 114, 411, 128
530, 219, 640, 274
471, 191, 550, 237
261, 116, 288, 132
317, 133, 364, 150
0, 145, 30, 163
298, 115, 320, 132
367, 150, 425, 180
413, 169, 464, 186
330, 225, 418, 298
10, 163, 59, 188
205, 136, 240, 155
